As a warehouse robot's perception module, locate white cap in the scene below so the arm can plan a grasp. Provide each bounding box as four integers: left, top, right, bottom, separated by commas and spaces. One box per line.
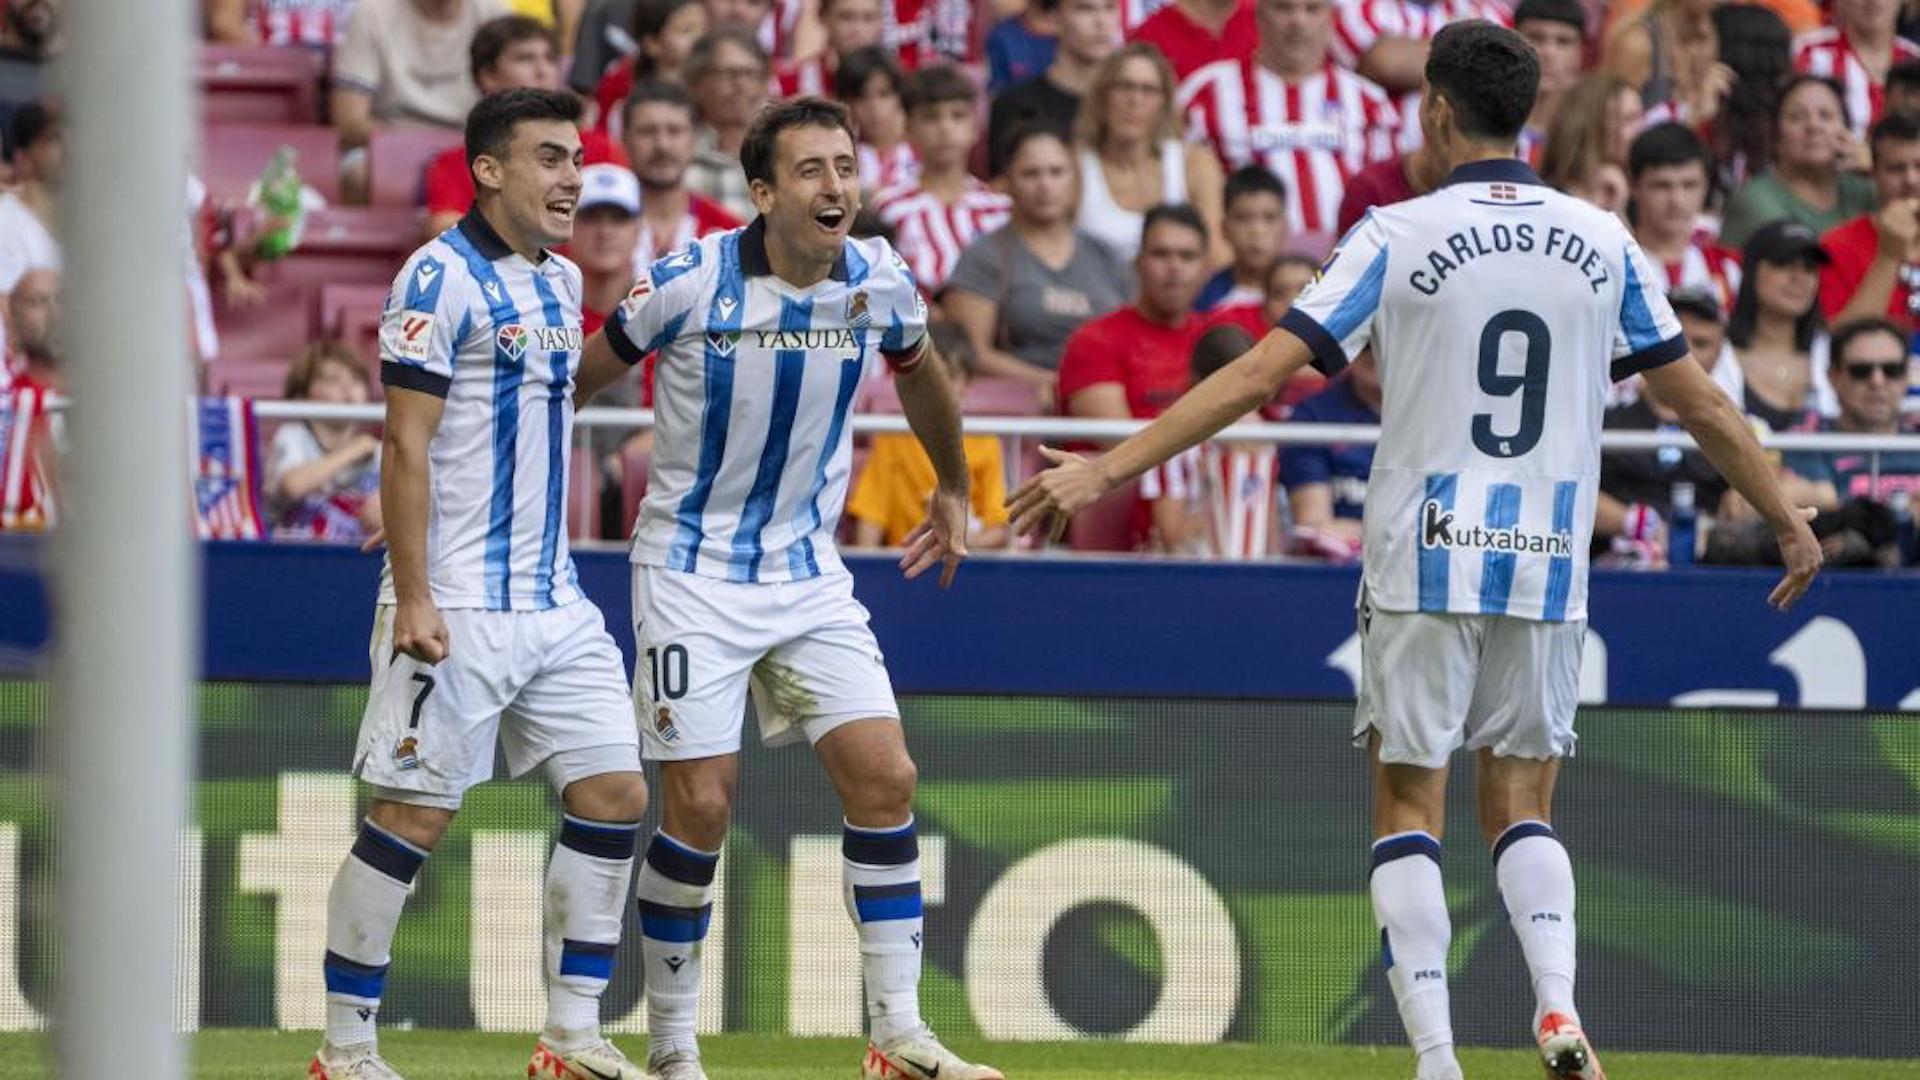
578, 163, 641, 216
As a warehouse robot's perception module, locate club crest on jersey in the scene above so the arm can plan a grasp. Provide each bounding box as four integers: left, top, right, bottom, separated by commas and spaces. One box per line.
847, 291, 870, 328
392, 736, 421, 770
497, 324, 529, 361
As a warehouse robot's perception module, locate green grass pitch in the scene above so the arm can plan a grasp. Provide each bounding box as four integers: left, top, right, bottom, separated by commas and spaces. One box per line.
0, 1033, 1917, 1078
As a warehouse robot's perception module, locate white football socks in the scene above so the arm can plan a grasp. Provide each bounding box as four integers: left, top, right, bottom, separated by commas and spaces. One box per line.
543, 814, 642, 1051
1494, 820, 1579, 1027
1370, 831, 1457, 1074
843, 818, 925, 1048
634, 831, 720, 1060
323, 820, 427, 1050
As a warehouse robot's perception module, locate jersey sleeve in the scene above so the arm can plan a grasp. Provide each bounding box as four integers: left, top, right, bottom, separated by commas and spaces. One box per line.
379, 247, 467, 398
875, 241, 931, 373
606, 244, 709, 366
1277, 213, 1390, 377
1610, 236, 1690, 382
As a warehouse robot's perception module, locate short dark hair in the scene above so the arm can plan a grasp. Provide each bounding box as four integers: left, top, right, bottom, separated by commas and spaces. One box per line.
470, 15, 555, 82
1891, 59, 1920, 95
1628, 121, 1711, 181
1190, 324, 1255, 383
623, 77, 695, 129
1870, 109, 1920, 158
1223, 164, 1287, 212
1426, 20, 1540, 141
630, 0, 701, 42
465, 88, 583, 170
739, 96, 858, 185
686, 26, 768, 82
993, 118, 1069, 177
1512, 0, 1585, 35
1140, 202, 1209, 251
836, 45, 904, 103
901, 63, 978, 116
1830, 317, 1909, 367
5, 99, 57, 161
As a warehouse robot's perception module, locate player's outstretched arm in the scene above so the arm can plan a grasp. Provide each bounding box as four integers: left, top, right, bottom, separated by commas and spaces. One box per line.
1006, 327, 1315, 540
1641, 358, 1823, 610
573, 331, 632, 411
894, 336, 970, 589
383, 387, 451, 662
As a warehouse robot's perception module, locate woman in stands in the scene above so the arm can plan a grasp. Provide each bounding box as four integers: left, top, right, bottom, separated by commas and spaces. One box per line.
1727, 220, 1836, 430
592, 0, 709, 135
1540, 73, 1645, 217
264, 340, 382, 542
1722, 75, 1876, 247
1070, 43, 1224, 264
943, 124, 1133, 407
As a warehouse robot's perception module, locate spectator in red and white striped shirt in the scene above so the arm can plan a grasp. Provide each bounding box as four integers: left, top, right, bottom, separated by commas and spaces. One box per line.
773, 0, 884, 97
620, 79, 744, 269
1628, 122, 1742, 312
837, 46, 922, 194
1794, 0, 1920, 139
1329, 0, 1511, 152
206, 0, 355, 48
1120, 0, 1175, 35
873, 64, 1012, 295
1131, 0, 1259, 82
1177, 0, 1400, 237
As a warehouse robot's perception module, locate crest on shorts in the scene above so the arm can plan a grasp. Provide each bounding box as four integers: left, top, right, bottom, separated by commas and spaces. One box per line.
847, 291, 871, 329
392, 736, 421, 770
655, 706, 680, 743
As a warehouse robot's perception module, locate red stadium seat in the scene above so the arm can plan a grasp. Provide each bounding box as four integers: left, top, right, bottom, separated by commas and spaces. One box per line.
211, 278, 316, 365
1067, 480, 1142, 553
316, 283, 390, 370
209, 356, 292, 400
273, 206, 425, 287
961, 376, 1040, 416
367, 127, 463, 208
198, 45, 324, 124
200, 122, 341, 203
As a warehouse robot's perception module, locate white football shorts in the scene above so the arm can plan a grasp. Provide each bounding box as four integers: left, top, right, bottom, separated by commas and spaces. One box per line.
631, 565, 899, 761
1352, 589, 1584, 769
354, 600, 640, 808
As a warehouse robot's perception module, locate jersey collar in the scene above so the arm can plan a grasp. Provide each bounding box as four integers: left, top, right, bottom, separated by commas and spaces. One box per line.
458, 207, 549, 264
1442, 157, 1544, 189
739, 216, 851, 283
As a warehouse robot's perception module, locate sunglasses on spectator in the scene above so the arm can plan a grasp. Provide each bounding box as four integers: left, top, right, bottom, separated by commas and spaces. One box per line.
1842, 360, 1907, 381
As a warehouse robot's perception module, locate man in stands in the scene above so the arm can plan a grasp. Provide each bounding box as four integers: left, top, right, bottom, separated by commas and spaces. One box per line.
989, 0, 1120, 174
621, 79, 744, 268
1132, 0, 1256, 81
1631, 122, 1743, 312
1795, 0, 1920, 140
574, 164, 644, 337
774, 0, 884, 97
1179, 0, 1400, 236
1821, 110, 1920, 327
1196, 165, 1287, 313
426, 15, 627, 235
1059, 204, 1216, 422
4, 265, 54, 386
1787, 318, 1920, 537
332, 0, 510, 202
1329, 0, 1508, 152
874, 64, 1012, 298
685, 26, 768, 220
1513, 0, 1585, 163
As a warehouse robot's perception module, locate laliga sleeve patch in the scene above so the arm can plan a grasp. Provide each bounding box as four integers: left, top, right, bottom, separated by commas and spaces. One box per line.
389, 310, 436, 362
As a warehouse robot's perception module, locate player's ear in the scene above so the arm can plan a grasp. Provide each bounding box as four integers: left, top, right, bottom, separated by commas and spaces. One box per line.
471, 152, 506, 196
748, 176, 777, 218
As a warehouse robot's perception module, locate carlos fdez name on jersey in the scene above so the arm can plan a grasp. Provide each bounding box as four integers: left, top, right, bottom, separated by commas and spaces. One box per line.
1408, 222, 1613, 297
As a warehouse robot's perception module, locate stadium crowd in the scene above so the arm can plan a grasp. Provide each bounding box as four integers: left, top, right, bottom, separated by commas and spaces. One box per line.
0, 0, 1915, 564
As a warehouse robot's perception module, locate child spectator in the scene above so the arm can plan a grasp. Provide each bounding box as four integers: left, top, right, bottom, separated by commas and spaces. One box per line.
835, 46, 920, 196
591, 0, 709, 137
847, 323, 1010, 549
989, 0, 1119, 176
1628, 122, 1742, 312
985, 0, 1056, 92
264, 341, 383, 542
1140, 323, 1283, 557
1280, 347, 1380, 562
1195, 165, 1286, 312
874, 64, 1013, 296
773, 0, 883, 97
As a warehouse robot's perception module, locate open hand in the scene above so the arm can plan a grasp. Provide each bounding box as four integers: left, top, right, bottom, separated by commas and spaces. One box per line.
900, 486, 969, 589
1005, 446, 1113, 543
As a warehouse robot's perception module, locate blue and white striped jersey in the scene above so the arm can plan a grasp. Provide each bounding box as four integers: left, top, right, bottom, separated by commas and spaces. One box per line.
608, 218, 928, 583
377, 210, 586, 612
1279, 159, 1688, 622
